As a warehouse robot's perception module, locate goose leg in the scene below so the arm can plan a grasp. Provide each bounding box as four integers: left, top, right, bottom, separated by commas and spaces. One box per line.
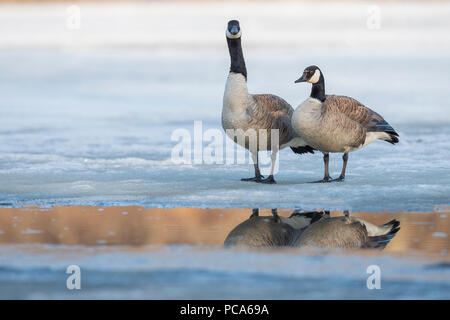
249, 208, 259, 219
271, 208, 280, 223
260, 150, 278, 184
332, 152, 348, 182
311, 153, 332, 183
241, 152, 264, 182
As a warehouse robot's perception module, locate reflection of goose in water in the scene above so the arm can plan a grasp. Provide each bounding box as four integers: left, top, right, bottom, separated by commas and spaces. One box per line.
291, 211, 400, 249
224, 209, 328, 247
224, 209, 400, 249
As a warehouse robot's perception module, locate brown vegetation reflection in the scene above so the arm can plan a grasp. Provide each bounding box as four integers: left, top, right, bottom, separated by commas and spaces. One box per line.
0, 207, 448, 254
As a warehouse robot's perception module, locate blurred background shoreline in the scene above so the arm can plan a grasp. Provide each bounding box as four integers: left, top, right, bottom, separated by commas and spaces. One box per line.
1, 1, 450, 51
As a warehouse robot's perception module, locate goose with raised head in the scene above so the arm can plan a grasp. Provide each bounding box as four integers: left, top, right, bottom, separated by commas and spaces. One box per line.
292, 65, 399, 182
222, 20, 314, 184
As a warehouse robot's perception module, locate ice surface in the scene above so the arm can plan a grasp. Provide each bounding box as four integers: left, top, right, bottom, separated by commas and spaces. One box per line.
0, 2, 450, 211
0, 244, 448, 299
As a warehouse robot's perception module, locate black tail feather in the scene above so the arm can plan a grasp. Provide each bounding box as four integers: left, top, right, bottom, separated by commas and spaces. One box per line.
385, 133, 399, 145
369, 119, 399, 145
383, 219, 400, 230
291, 145, 315, 154
389, 134, 399, 144
388, 130, 399, 137
366, 219, 401, 249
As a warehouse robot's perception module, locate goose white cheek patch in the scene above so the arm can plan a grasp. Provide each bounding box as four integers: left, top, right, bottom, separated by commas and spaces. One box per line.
226, 29, 242, 39
308, 69, 321, 84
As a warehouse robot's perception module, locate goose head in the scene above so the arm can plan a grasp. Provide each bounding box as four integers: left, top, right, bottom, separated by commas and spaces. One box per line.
295, 65, 322, 84
226, 20, 242, 39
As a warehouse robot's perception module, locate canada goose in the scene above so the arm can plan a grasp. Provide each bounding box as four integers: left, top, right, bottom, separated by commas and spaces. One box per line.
224, 209, 327, 247
292, 65, 399, 182
222, 20, 314, 184
291, 215, 400, 249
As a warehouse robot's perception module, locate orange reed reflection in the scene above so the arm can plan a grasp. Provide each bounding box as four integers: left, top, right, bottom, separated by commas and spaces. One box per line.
0, 207, 448, 254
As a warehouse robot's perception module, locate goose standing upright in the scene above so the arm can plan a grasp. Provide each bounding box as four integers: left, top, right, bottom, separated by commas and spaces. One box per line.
292, 65, 399, 182
222, 20, 314, 184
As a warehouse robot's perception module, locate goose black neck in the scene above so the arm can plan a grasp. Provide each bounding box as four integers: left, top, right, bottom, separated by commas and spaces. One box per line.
227, 37, 247, 80
310, 76, 325, 102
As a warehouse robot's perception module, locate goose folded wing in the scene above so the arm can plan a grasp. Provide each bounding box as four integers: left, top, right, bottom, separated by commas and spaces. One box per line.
324, 95, 398, 136
250, 94, 295, 144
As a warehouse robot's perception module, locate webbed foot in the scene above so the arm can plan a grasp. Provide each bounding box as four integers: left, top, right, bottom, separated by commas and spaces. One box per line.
330, 175, 345, 182
309, 176, 332, 183
259, 175, 276, 184
241, 175, 264, 182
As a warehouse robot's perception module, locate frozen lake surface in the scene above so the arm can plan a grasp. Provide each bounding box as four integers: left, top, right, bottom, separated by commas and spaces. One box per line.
0, 1, 450, 211
1, 49, 449, 212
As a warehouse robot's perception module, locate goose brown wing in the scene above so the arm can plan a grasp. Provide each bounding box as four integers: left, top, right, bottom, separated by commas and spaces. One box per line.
324, 95, 399, 137
250, 94, 296, 146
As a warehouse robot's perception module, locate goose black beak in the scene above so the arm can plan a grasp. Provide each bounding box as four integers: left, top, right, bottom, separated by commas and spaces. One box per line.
295, 75, 307, 83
